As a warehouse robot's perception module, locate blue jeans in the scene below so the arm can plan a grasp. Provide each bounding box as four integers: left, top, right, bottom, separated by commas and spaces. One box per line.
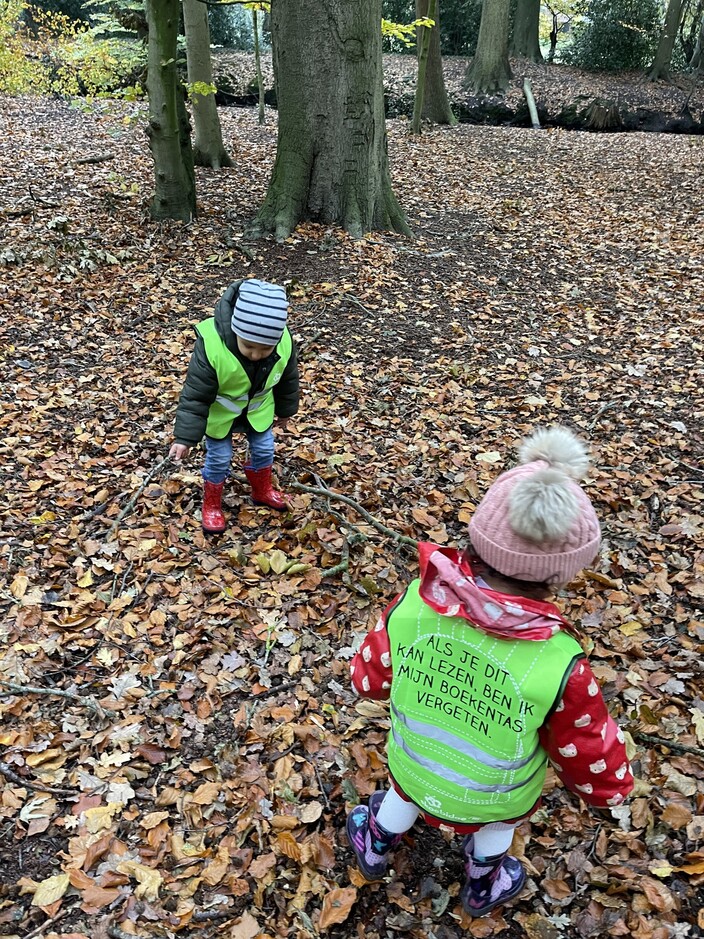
203, 427, 275, 483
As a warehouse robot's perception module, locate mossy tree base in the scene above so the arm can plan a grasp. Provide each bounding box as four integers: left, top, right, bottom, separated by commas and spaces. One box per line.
252, 0, 410, 241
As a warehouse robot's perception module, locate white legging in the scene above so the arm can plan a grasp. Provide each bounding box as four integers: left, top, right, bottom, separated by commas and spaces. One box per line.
375, 787, 518, 858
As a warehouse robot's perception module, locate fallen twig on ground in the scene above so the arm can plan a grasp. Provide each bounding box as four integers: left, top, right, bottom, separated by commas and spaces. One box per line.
289, 481, 418, 547
634, 732, 704, 759
0, 679, 116, 719
107, 455, 173, 539
0, 761, 77, 797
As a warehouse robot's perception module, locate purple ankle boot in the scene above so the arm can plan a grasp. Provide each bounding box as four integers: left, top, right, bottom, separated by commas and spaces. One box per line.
346, 791, 404, 879
460, 840, 526, 917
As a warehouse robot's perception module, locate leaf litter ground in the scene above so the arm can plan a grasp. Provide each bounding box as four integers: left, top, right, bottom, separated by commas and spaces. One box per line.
0, 91, 703, 939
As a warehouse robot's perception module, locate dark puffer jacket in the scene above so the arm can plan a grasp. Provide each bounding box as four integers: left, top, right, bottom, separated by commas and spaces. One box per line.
173, 282, 300, 446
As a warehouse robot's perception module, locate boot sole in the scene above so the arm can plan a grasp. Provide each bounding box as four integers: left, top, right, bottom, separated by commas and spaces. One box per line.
251, 499, 288, 512
202, 524, 226, 533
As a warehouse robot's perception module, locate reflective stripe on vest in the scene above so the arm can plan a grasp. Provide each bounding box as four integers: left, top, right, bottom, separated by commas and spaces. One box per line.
390, 721, 545, 793
391, 702, 540, 771
386, 581, 583, 823
196, 320, 292, 437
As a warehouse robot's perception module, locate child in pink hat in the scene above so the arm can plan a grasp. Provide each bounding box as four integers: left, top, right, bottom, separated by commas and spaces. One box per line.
347, 427, 633, 917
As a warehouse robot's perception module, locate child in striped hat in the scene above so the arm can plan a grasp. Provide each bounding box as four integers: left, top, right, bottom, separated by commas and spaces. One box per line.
346, 427, 633, 917
169, 279, 299, 531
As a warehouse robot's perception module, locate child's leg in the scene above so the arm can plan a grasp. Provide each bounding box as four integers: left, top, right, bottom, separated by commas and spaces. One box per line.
462, 820, 525, 918
471, 821, 517, 859
245, 427, 275, 470
243, 426, 288, 510
203, 435, 234, 483
375, 787, 422, 833
347, 788, 419, 879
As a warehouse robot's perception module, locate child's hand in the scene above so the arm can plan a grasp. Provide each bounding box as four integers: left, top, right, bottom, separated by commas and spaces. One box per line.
276, 417, 290, 432
169, 443, 190, 462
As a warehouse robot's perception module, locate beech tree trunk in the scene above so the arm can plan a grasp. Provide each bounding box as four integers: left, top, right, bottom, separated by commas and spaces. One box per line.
182, 0, 232, 168
415, 0, 456, 126
691, 15, 704, 69
511, 0, 543, 62
252, 0, 410, 240
144, 0, 196, 220
648, 0, 686, 80
464, 0, 512, 95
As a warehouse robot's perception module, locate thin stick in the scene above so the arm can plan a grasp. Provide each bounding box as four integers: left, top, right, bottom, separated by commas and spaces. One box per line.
107, 456, 172, 539
23, 902, 78, 939
289, 482, 418, 547
0, 762, 77, 797
634, 732, 704, 758
0, 680, 115, 718
321, 539, 350, 579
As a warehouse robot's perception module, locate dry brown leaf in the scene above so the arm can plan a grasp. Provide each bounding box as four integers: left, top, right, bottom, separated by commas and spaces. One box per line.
318, 886, 357, 930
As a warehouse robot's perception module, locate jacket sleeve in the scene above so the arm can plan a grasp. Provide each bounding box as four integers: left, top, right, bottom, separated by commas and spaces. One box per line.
539, 658, 633, 808
173, 335, 219, 446
350, 602, 397, 700
273, 337, 300, 418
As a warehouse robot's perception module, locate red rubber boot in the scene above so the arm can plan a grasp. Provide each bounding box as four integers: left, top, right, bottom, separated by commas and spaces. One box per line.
202, 480, 226, 532
243, 465, 289, 511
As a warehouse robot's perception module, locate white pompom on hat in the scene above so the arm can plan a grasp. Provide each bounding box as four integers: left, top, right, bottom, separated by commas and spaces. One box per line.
468, 427, 601, 585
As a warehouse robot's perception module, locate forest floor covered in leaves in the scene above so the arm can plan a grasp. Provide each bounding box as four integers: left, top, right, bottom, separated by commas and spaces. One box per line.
213, 52, 704, 132
0, 91, 703, 939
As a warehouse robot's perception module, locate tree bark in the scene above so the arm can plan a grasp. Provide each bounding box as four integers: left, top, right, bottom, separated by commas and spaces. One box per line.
511, 0, 543, 62
464, 0, 512, 95
688, 6, 704, 68
647, 0, 686, 80
182, 0, 233, 168
252, 0, 410, 240
414, 0, 455, 126
252, 9, 266, 125
547, 11, 558, 62
144, 0, 196, 221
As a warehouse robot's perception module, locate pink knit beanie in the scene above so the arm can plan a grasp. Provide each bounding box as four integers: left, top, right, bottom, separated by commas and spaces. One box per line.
468, 427, 601, 585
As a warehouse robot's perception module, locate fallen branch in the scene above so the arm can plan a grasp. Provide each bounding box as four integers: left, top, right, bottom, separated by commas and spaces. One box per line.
0, 761, 77, 797
192, 908, 232, 922
288, 481, 418, 547
522, 78, 541, 129
634, 732, 704, 759
321, 539, 350, 579
107, 455, 173, 539
74, 152, 115, 165
0, 679, 115, 719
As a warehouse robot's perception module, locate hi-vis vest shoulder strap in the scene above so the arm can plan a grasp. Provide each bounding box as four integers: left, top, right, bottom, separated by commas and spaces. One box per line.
386, 581, 582, 823
195, 319, 292, 437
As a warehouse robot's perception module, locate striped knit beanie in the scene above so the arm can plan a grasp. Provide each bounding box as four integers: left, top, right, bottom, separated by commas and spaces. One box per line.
468, 427, 601, 585
231, 279, 288, 345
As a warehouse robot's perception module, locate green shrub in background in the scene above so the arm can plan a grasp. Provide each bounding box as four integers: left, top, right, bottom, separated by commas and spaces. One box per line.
381, 0, 482, 56
0, 1, 138, 95
563, 0, 662, 71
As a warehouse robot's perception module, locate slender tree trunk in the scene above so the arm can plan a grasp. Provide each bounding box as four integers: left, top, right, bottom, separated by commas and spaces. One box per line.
182, 0, 232, 168
647, 0, 686, 80
252, 9, 265, 125
411, 0, 435, 133
548, 12, 558, 62
144, 0, 196, 221
464, 0, 512, 95
689, 11, 704, 68
511, 0, 543, 62
252, 0, 410, 240
415, 0, 455, 126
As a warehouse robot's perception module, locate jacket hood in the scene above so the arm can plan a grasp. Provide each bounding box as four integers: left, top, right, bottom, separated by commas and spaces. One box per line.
212, 281, 242, 351
417, 543, 572, 642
